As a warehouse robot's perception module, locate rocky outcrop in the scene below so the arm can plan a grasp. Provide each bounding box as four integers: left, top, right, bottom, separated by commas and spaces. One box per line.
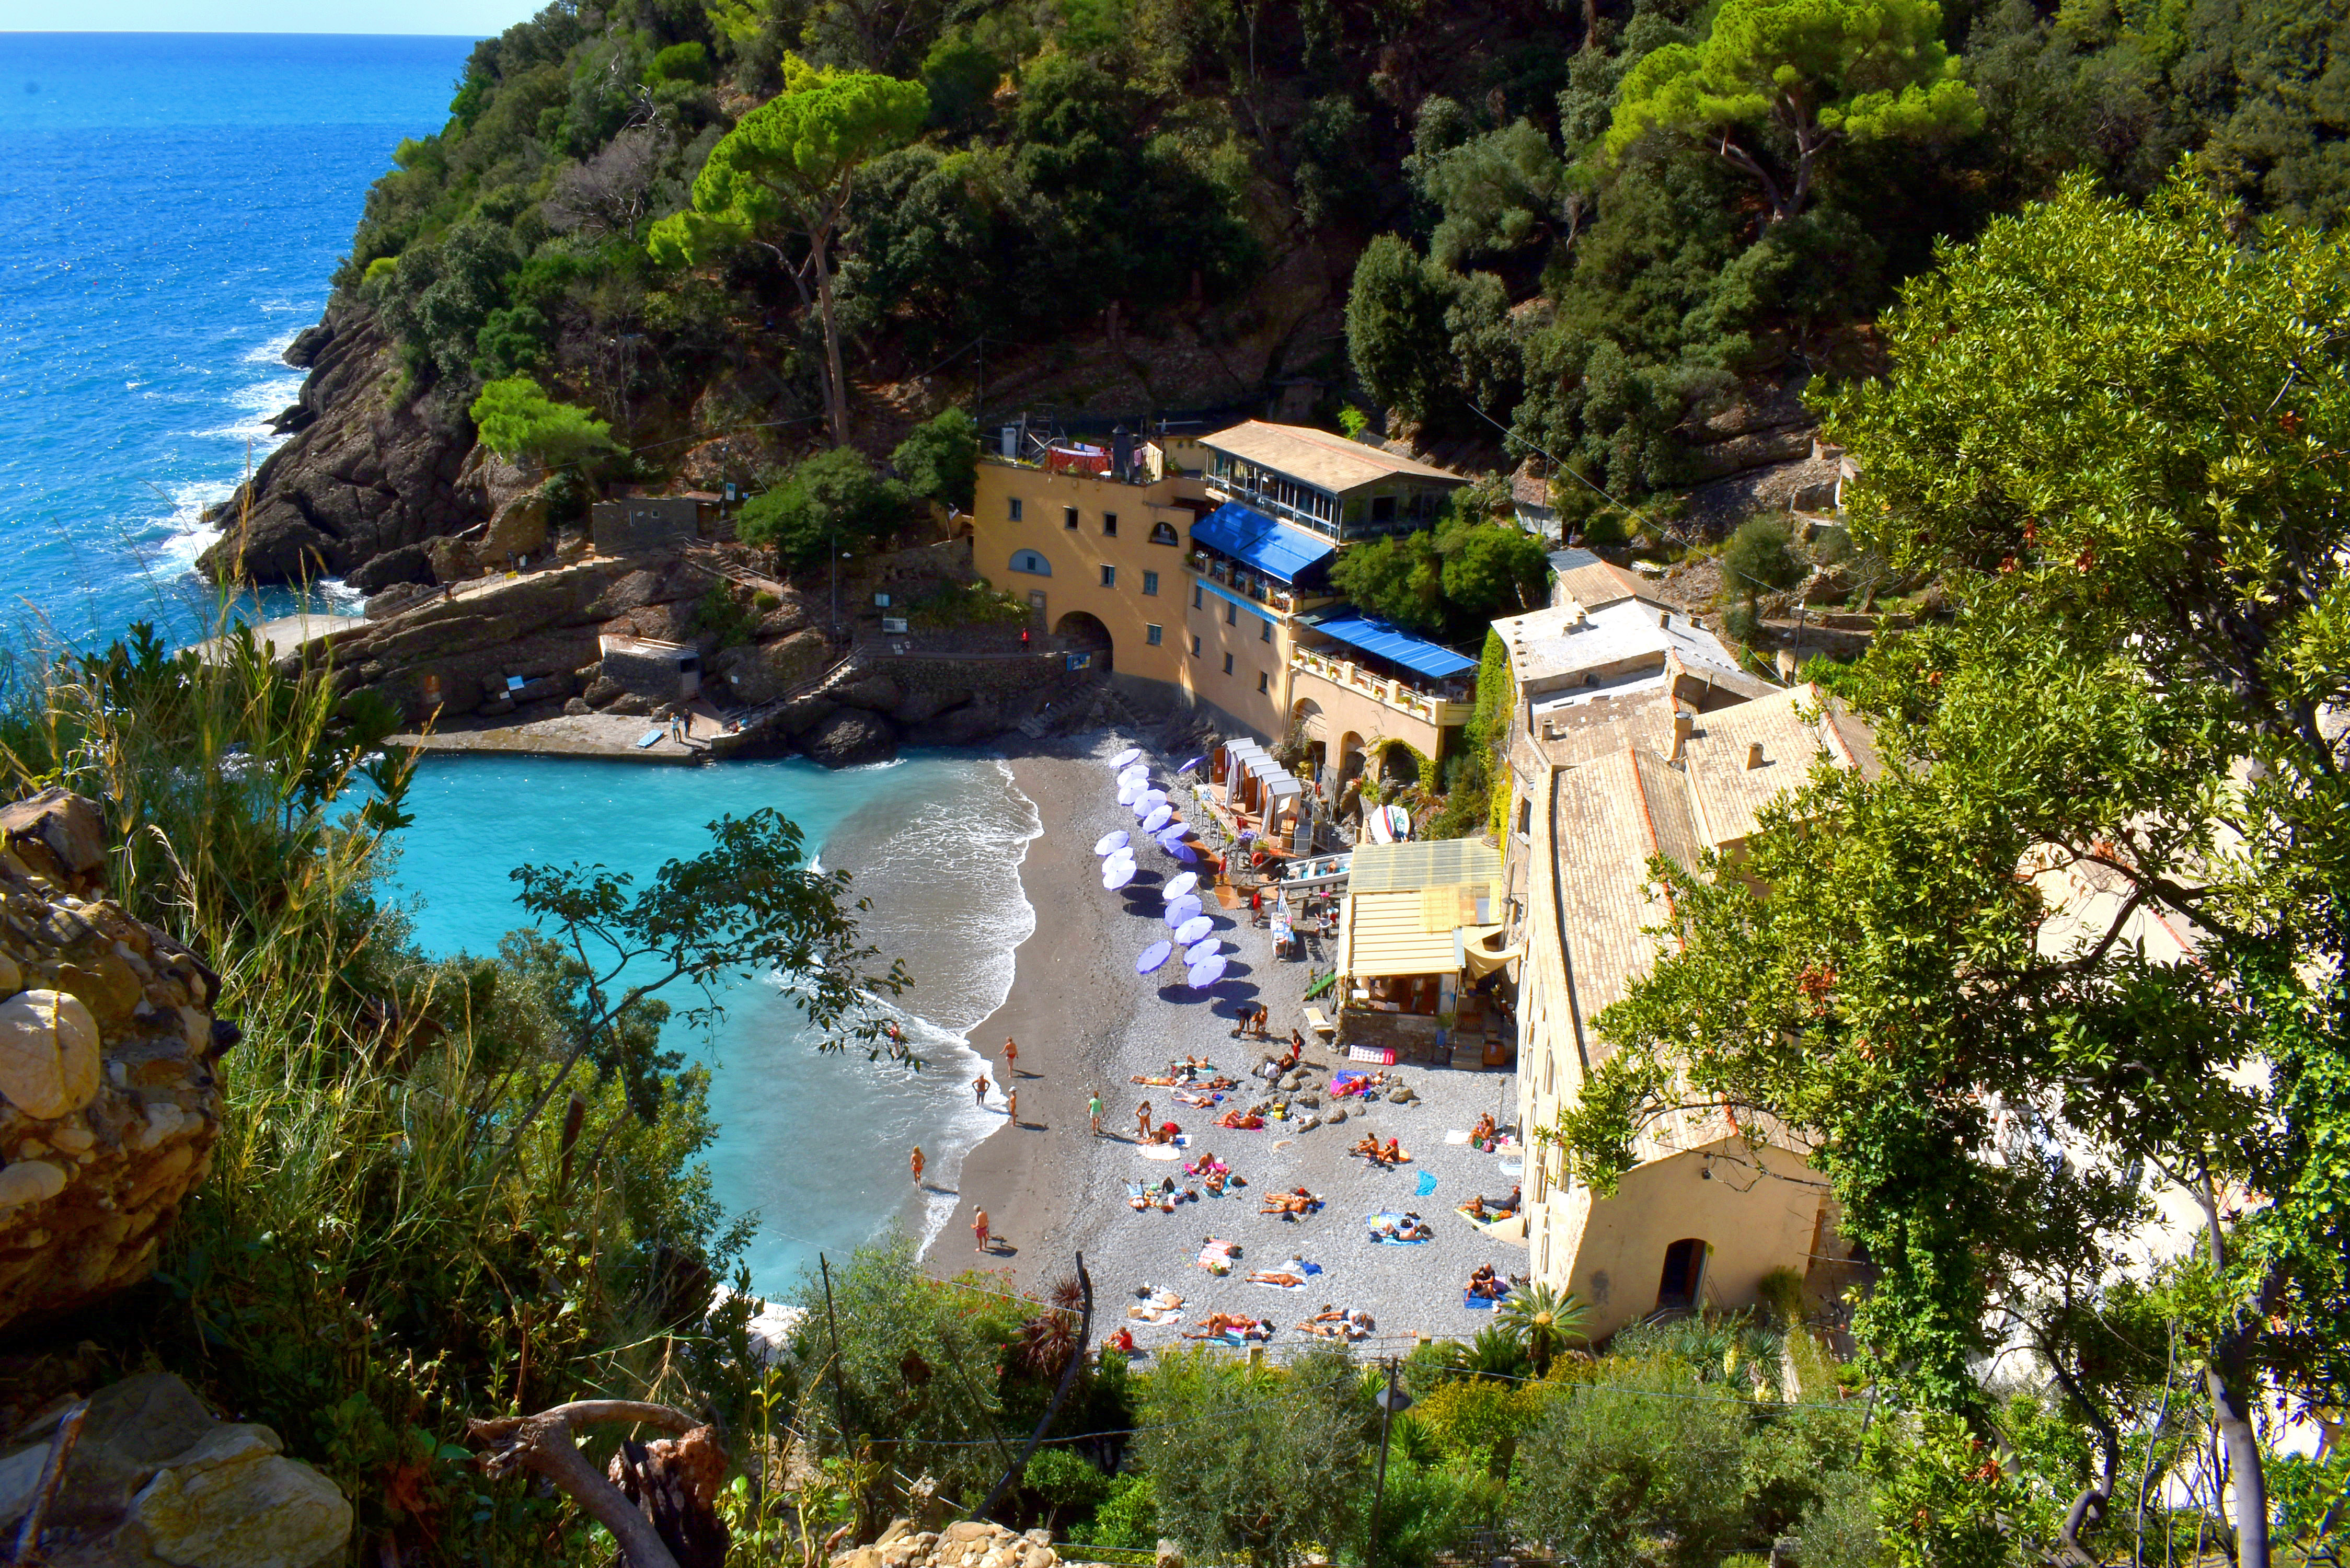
835, 1517, 1064, 1568
800, 709, 898, 768
197, 305, 486, 585
2, 1373, 351, 1567
0, 792, 225, 1334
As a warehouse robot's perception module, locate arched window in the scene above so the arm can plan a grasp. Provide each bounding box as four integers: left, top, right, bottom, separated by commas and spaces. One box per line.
1009, 549, 1052, 577
1149, 521, 1180, 545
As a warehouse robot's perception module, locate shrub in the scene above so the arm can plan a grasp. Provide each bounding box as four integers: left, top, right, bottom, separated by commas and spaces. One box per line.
468, 374, 615, 469
1720, 513, 1805, 598
739, 447, 910, 570
696, 583, 759, 649
1724, 600, 1760, 645
1088, 1472, 1159, 1549
892, 406, 981, 512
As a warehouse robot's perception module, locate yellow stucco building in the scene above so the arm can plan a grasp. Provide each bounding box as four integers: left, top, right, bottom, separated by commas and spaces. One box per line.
970, 420, 1479, 781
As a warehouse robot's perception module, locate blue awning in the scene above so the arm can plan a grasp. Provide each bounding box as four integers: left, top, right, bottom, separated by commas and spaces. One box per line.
1190, 502, 1335, 585
1302, 610, 1478, 681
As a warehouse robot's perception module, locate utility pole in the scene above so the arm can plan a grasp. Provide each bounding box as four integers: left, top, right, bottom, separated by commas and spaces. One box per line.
830, 525, 841, 645
819, 1253, 856, 1454
1366, 1358, 1411, 1567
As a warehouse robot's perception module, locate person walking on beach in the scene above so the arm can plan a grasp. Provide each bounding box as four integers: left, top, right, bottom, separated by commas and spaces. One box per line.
1090, 1092, 1103, 1137
1136, 1100, 1153, 1140
910, 1145, 925, 1186
973, 1208, 990, 1253
1004, 1036, 1020, 1078
974, 1073, 991, 1107
1007, 1087, 1019, 1125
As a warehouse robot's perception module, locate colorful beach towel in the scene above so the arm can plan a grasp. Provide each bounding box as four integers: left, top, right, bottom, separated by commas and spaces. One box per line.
1415, 1170, 1438, 1197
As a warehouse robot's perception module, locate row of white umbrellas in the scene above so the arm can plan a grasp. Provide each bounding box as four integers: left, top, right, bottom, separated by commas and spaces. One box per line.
1099, 747, 1226, 988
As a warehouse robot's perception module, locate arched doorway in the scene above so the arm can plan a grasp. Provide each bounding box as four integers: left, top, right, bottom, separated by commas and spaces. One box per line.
1377, 740, 1420, 788
1291, 698, 1327, 785
1055, 610, 1113, 673
1335, 732, 1366, 787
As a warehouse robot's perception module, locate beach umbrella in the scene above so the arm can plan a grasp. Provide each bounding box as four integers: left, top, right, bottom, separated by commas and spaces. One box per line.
1094, 830, 1130, 856
1116, 781, 1140, 806
1165, 871, 1199, 900
1142, 805, 1173, 833
1186, 954, 1228, 988
1106, 851, 1136, 877
1120, 764, 1150, 785
1136, 940, 1173, 975
1166, 841, 1199, 864
1110, 747, 1142, 768
1177, 755, 1206, 775
1102, 861, 1137, 890
1185, 937, 1221, 964
1162, 895, 1203, 928
1141, 788, 1169, 810
1176, 914, 1215, 945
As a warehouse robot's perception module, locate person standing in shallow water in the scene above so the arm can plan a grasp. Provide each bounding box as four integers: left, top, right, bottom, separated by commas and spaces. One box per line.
910, 1145, 925, 1187
974, 1073, 990, 1107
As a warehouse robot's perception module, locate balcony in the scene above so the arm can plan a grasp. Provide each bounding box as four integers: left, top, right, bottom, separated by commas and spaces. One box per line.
1291, 645, 1474, 730
1193, 551, 1300, 615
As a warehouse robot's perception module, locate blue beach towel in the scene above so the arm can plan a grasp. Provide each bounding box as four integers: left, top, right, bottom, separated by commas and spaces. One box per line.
1414, 1170, 1438, 1197
635, 728, 665, 748
1462, 1293, 1498, 1310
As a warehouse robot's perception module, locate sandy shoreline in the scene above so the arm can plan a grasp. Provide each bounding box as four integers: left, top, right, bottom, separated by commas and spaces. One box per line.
938, 732, 1526, 1350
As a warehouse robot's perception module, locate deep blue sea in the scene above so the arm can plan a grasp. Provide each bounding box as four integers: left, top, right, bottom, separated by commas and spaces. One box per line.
2, 34, 1028, 1294
0, 32, 474, 641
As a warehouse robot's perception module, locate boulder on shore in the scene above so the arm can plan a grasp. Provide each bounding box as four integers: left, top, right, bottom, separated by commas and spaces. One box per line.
800, 709, 897, 768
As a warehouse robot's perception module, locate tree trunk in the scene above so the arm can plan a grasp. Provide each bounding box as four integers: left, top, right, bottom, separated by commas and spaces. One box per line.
811, 225, 850, 447
2207, 1354, 2270, 1568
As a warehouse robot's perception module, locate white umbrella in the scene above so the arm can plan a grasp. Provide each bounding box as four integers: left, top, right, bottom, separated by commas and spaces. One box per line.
1164, 895, 1203, 928
1141, 788, 1169, 810
1142, 804, 1174, 832
1103, 861, 1137, 890
1165, 872, 1199, 900
1110, 747, 1142, 768
1095, 831, 1131, 855
1186, 954, 1228, 987
1175, 914, 1215, 945
1116, 781, 1140, 806
1185, 937, 1222, 964
1120, 764, 1150, 786
1106, 849, 1136, 875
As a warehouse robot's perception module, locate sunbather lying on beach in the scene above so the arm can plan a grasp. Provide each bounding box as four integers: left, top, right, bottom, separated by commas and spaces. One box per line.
1460, 1185, 1523, 1222
1217, 1109, 1264, 1129
1182, 1311, 1272, 1341
1204, 1169, 1229, 1196
1131, 1075, 1177, 1087
1247, 1266, 1308, 1288
1185, 1152, 1226, 1176
1173, 1090, 1221, 1109
1367, 1212, 1432, 1242
1260, 1188, 1320, 1215
1296, 1306, 1375, 1339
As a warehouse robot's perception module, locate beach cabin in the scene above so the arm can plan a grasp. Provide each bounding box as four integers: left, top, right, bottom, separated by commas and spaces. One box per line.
1331, 839, 1513, 1066
598, 633, 701, 705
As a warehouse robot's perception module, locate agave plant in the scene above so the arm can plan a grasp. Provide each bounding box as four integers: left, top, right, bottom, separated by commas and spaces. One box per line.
1495, 1283, 1588, 1374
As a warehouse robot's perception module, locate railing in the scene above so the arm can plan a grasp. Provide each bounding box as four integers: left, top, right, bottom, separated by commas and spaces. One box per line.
1289, 647, 1474, 727
1194, 554, 1298, 614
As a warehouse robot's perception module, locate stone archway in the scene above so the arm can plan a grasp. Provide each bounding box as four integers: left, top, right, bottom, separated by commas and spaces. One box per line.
1055, 610, 1113, 673
1335, 731, 1366, 787
1291, 699, 1327, 785
1377, 740, 1421, 788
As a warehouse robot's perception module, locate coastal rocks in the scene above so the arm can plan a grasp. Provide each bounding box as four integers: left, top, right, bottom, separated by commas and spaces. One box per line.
1327, 1106, 1347, 1124
833, 675, 903, 713
476, 490, 550, 567
2, 1373, 352, 1567
801, 709, 898, 768
345, 541, 435, 596
0, 791, 226, 1333
198, 304, 480, 585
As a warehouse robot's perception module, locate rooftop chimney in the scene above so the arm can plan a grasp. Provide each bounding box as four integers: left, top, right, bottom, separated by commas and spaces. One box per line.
1746, 741, 1765, 770
1671, 710, 1693, 764
1658, 607, 1670, 629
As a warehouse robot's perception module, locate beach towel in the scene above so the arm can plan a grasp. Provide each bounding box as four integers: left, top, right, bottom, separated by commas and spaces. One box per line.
1197, 1239, 1240, 1273
1415, 1170, 1438, 1197
635, 728, 665, 748
1444, 1130, 1471, 1145
1249, 1275, 1307, 1291
1138, 1145, 1180, 1161
1462, 1293, 1499, 1310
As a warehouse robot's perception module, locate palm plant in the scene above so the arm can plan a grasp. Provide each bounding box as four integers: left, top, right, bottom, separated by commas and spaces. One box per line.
1495, 1284, 1588, 1375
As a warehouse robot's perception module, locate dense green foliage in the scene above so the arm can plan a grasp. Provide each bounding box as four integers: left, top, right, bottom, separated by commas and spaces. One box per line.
890, 405, 980, 511
1560, 178, 2350, 1567
738, 443, 911, 566
469, 372, 616, 465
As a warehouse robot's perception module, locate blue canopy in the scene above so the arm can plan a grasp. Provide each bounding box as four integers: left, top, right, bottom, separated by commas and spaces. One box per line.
1302, 610, 1478, 681
1191, 503, 1335, 586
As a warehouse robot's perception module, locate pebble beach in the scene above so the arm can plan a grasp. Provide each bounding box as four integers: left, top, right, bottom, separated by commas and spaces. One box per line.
937, 731, 1527, 1356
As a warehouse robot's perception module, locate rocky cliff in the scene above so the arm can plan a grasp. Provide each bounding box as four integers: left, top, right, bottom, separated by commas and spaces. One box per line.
0, 791, 227, 1334
195, 305, 511, 585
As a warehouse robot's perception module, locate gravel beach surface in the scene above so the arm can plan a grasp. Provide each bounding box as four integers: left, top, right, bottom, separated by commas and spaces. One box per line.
941, 731, 1525, 1357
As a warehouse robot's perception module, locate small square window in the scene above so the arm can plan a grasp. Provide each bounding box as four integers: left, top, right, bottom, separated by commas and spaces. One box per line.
1064, 506, 1079, 530
1223, 652, 1234, 675
1102, 513, 1118, 537
1257, 671, 1269, 694
1143, 570, 1159, 596
1190, 634, 1202, 656
1101, 564, 1116, 588
1147, 623, 1164, 645
1192, 584, 1203, 609
1008, 498, 1023, 522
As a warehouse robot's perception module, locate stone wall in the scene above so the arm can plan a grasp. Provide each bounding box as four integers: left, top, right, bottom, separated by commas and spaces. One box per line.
0, 792, 225, 1333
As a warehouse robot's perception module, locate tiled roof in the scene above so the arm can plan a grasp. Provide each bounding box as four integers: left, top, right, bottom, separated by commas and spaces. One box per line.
1202, 420, 1466, 493
1678, 684, 1881, 851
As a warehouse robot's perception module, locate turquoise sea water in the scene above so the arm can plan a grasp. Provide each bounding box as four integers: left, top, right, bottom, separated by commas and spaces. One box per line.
4, 34, 1034, 1294
388, 754, 1036, 1290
